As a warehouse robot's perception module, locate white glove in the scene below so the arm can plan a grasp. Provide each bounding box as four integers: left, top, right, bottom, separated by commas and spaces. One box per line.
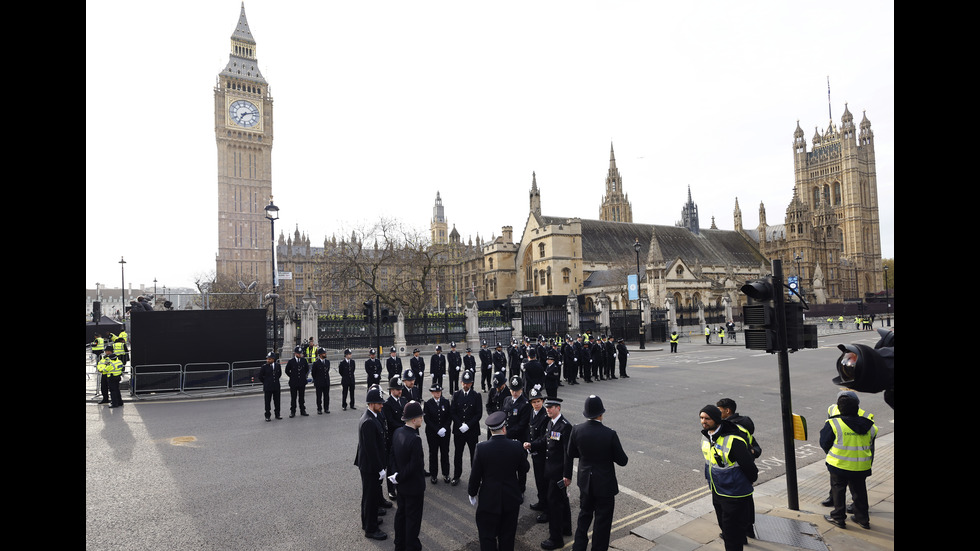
379, 469, 386, 481
438, 427, 447, 438
460, 423, 469, 433
388, 472, 399, 485
469, 495, 478, 507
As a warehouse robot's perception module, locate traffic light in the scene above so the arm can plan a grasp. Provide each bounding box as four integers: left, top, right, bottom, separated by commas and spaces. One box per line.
740, 277, 817, 352
741, 277, 778, 352
381, 308, 390, 324
363, 300, 374, 323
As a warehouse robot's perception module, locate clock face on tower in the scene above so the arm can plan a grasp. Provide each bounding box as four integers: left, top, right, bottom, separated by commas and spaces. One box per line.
229, 99, 260, 128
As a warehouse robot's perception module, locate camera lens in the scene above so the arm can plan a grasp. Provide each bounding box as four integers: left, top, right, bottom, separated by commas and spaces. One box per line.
837, 352, 858, 382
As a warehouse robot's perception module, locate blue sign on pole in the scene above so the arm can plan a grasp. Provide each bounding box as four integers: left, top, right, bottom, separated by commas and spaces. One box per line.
627, 274, 638, 301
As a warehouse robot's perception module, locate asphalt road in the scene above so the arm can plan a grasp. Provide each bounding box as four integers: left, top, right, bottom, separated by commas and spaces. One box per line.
86, 330, 893, 550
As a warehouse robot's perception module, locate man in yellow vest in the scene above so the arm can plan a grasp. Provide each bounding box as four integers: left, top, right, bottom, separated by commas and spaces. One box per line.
100, 350, 125, 408
704, 326, 711, 344
819, 392, 877, 529
700, 404, 757, 551
670, 330, 679, 353
820, 390, 874, 512
91, 333, 106, 362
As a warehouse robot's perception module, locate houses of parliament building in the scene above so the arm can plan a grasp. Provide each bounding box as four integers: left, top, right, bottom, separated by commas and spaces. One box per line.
214, 5, 884, 317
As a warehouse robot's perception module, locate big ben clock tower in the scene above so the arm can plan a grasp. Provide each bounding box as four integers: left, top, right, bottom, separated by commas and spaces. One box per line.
214, 3, 275, 286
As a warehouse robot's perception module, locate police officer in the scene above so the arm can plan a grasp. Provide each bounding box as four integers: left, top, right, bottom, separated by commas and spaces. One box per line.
355, 386, 388, 541
580, 340, 593, 383
258, 352, 282, 421
96, 344, 113, 404
365, 348, 383, 388
339, 349, 357, 411
463, 346, 477, 378
616, 338, 630, 378
603, 336, 617, 380
430, 345, 446, 390
383, 376, 407, 500
447, 342, 462, 394
450, 369, 482, 486
590, 338, 604, 382
91, 332, 106, 363
705, 325, 712, 344
478, 341, 493, 391
527, 396, 573, 550
390, 400, 426, 550
524, 386, 549, 514
423, 384, 452, 484
409, 348, 426, 384
567, 395, 629, 551
562, 336, 578, 385
387, 346, 403, 381
501, 375, 531, 495
467, 410, 530, 551
670, 330, 679, 353
485, 373, 508, 440
100, 350, 125, 408
820, 391, 874, 511
492, 343, 507, 378
285, 346, 310, 417
311, 347, 331, 414
543, 350, 561, 398
523, 348, 545, 396
401, 368, 423, 403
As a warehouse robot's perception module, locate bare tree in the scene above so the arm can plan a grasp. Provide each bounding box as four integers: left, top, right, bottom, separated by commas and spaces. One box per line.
326, 218, 443, 316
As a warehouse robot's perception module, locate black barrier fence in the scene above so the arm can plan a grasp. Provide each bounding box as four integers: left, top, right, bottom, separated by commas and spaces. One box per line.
130, 359, 267, 398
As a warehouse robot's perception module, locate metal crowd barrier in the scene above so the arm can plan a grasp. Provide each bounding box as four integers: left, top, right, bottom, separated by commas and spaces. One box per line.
125, 359, 270, 400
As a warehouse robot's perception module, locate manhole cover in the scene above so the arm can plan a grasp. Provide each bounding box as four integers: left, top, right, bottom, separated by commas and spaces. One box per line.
754, 514, 827, 551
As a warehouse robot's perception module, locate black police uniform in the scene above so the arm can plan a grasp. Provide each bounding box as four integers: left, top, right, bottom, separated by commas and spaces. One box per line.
617, 339, 630, 378
450, 372, 482, 483
529, 405, 573, 548
365, 353, 383, 388
447, 346, 462, 393
257, 355, 282, 421
354, 392, 387, 539
429, 350, 446, 389
409, 353, 426, 384
285, 351, 310, 417
423, 390, 452, 483
339, 353, 357, 410
386, 350, 403, 381
468, 411, 530, 551
311, 352, 331, 414
478, 345, 493, 391
527, 391, 550, 511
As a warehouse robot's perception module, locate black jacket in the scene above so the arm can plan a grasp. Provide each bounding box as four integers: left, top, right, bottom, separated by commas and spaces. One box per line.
467, 435, 529, 512
285, 357, 309, 388
257, 361, 281, 391
430, 353, 446, 376
529, 414, 573, 479
451, 388, 482, 431
355, 409, 386, 474
391, 426, 426, 496
423, 396, 452, 434
311, 358, 331, 386
567, 419, 629, 497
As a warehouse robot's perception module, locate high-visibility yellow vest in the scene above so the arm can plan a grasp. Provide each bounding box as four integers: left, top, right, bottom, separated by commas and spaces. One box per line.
92, 337, 105, 352
719, 329, 725, 338
705, 327, 710, 336
670, 333, 679, 344
113, 340, 126, 356
100, 358, 123, 377
824, 418, 877, 471
702, 433, 753, 497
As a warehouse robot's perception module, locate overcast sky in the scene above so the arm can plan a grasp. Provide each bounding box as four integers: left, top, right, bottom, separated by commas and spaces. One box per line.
86, 1, 894, 292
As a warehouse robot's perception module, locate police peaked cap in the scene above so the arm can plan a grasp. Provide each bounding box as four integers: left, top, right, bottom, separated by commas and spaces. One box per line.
486, 411, 507, 430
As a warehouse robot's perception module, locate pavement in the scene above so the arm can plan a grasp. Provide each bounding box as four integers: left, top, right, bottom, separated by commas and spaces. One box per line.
86, 323, 894, 551
617, 430, 894, 551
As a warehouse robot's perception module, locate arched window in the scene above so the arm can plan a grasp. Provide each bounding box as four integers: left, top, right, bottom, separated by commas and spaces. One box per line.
539, 243, 546, 258
562, 268, 570, 284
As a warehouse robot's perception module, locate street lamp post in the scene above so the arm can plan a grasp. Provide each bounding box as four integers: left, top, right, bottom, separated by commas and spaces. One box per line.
794, 252, 804, 301
883, 265, 891, 327
634, 238, 645, 349
265, 198, 280, 357
119, 257, 126, 321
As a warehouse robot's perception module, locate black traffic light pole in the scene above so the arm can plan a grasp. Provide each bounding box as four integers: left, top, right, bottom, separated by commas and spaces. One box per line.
771, 259, 800, 511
